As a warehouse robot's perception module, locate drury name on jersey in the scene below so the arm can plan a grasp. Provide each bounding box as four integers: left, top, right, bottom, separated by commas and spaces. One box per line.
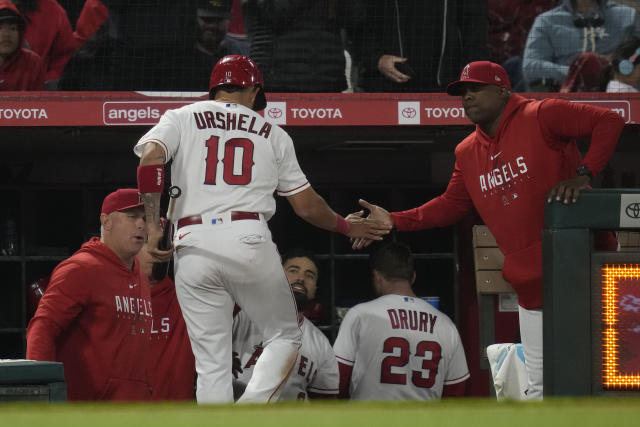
193, 110, 272, 139
387, 308, 437, 334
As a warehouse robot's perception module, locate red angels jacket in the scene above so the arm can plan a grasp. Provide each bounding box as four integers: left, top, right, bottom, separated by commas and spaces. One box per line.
26, 237, 153, 401
147, 277, 195, 401
0, 0, 45, 90
22, 0, 75, 82
391, 94, 624, 309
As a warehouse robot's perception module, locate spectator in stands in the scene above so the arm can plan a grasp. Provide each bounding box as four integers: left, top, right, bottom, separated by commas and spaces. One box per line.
106, 1, 245, 91
14, 0, 75, 89
105, 1, 189, 90
488, 0, 558, 92
618, 0, 640, 13
227, 0, 247, 44
70, 0, 108, 49
0, 0, 45, 90
333, 242, 469, 400
602, 36, 640, 91
523, 0, 640, 91
244, 0, 348, 92
173, 0, 249, 92
559, 51, 610, 92
58, 0, 114, 90
136, 242, 196, 401
345, 0, 487, 93
26, 189, 153, 401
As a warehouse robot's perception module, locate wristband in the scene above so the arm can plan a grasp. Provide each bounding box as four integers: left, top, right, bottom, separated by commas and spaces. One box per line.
137, 164, 164, 193
333, 214, 352, 235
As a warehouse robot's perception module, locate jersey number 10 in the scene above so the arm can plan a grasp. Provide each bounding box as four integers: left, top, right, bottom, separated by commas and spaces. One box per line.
204, 136, 255, 185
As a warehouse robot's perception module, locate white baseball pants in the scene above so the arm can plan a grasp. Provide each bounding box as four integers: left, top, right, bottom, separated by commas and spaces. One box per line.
173, 212, 301, 403
518, 306, 543, 400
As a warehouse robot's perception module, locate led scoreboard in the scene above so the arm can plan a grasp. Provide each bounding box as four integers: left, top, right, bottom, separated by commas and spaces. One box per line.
600, 264, 640, 391
544, 190, 640, 396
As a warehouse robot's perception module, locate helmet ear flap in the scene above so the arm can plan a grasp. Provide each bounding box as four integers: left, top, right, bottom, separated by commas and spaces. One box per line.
253, 87, 267, 111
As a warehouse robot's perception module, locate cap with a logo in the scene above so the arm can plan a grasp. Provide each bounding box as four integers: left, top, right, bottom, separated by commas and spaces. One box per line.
197, 0, 232, 18
101, 189, 143, 215
446, 61, 511, 96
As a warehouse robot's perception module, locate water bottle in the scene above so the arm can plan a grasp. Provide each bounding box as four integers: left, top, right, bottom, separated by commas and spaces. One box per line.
1, 219, 18, 256
27, 277, 48, 317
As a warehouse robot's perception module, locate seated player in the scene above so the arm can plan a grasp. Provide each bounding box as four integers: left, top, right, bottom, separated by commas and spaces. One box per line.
232, 249, 338, 400
333, 241, 470, 400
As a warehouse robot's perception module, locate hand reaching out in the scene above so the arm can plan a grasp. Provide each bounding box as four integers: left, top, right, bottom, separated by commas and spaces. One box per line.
344, 204, 392, 242
348, 199, 394, 250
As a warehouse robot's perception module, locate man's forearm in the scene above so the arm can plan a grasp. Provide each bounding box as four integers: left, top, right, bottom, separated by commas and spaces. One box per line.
138, 142, 167, 226
141, 192, 162, 227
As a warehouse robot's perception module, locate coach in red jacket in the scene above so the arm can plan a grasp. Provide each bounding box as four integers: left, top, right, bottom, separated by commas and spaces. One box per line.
0, 0, 44, 90
27, 189, 153, 401
136, 243, 196, 401
354, 61, 625, 400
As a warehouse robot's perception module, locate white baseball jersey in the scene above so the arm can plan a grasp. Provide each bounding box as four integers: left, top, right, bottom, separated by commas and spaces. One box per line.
133, 100, 309, 403
333, 294, 469, 400
134, 100, 310, 220
233, 311, 339, 400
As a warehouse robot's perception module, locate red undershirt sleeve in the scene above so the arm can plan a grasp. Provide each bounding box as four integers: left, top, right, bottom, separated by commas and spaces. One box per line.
537, 99, 624, 177
337, 362, 353, 399
442, 380, 468, 397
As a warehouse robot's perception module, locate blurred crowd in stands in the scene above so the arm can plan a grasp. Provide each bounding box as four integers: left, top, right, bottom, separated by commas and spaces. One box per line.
2, 0, 640, 93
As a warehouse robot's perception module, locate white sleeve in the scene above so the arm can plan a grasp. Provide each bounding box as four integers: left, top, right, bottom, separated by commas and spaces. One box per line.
332, 307, 360, 366
307, 332, 339, 395
443, 328, 470, 385
133, 109, 181, 163
273, 127, 310, 196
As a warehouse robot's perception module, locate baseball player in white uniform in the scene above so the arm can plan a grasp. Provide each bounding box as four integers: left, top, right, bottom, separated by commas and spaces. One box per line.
232, 249, 338, 400
333, 242, 469, 400
134, 55, 390, 403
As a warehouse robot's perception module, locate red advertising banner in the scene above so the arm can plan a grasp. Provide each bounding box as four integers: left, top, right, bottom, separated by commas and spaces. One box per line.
0, 92, 638, 127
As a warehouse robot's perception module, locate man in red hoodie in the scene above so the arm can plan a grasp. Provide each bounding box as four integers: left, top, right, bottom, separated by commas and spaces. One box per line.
0, 0, 44, 90
26, 189, 153, 401
353, 61, 625, 400
13, 0, 75, 89
136, 242, 196, 401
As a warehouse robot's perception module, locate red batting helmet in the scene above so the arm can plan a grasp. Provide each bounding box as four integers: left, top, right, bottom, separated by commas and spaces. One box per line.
209, 55, 267, 111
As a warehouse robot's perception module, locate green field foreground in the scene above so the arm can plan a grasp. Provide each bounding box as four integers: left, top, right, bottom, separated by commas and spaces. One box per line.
2, 398, 640, 427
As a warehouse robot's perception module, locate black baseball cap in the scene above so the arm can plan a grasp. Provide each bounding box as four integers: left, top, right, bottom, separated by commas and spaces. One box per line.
197, 0, 232, 18
0, 9, 21, 24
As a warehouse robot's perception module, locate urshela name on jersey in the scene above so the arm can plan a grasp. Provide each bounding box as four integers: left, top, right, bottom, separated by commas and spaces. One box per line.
193, 111, 272, 138
388, 308, 437, 334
